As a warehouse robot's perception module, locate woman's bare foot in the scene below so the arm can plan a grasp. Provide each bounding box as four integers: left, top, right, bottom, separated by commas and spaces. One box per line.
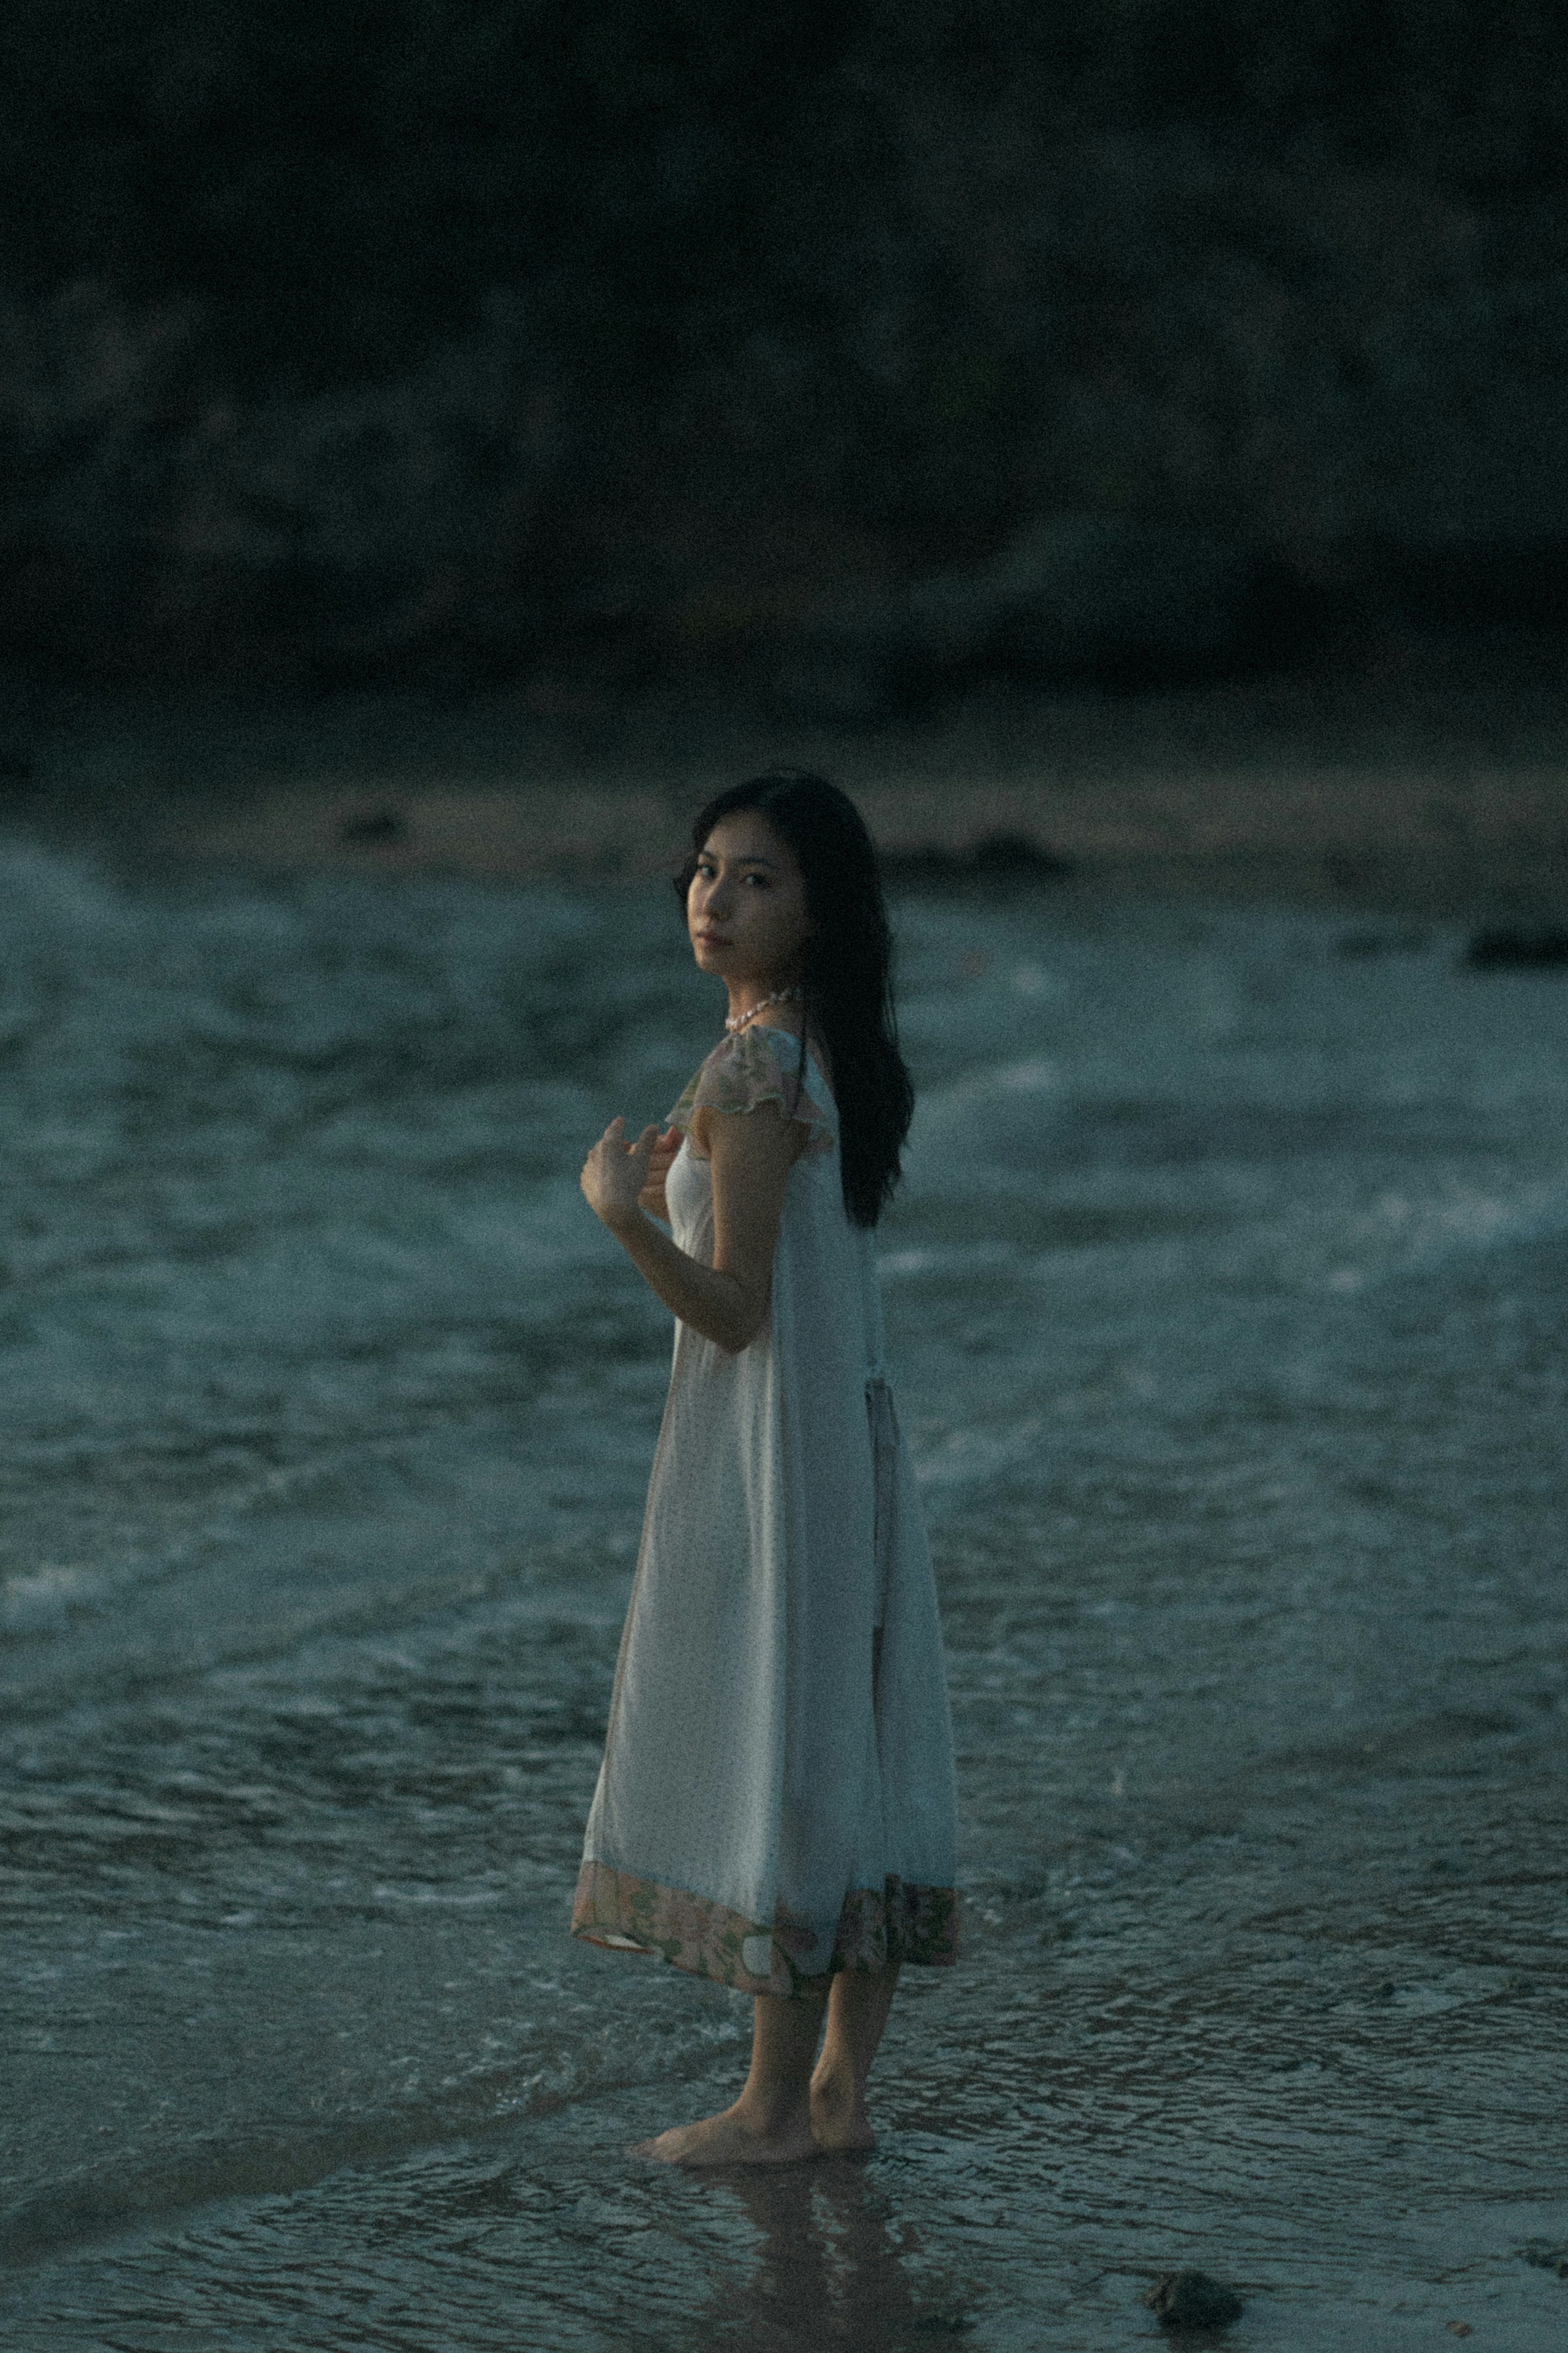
808, 2064, 876, 2154
635, 2098, 818, 2166
636, 1985, 828, 2164
807, 1964, 898, 2152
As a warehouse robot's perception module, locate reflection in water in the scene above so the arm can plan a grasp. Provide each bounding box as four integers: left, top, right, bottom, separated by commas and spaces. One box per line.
692, 2161, 973, 2351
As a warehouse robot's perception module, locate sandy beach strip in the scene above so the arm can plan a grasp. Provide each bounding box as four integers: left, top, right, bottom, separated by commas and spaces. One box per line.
10, 665, 1566, 909
163, 763, 1568, 910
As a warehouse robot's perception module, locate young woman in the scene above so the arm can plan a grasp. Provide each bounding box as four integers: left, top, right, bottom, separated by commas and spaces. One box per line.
575, 771, 958, 2165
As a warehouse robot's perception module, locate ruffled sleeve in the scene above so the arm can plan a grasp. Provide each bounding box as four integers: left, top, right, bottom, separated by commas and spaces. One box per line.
667, 1026, 835, 1157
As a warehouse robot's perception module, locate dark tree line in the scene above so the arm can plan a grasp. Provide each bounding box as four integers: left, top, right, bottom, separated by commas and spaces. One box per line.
3, 2, 1567, 681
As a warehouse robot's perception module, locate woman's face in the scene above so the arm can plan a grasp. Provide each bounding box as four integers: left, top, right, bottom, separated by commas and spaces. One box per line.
686, 813, 812, 991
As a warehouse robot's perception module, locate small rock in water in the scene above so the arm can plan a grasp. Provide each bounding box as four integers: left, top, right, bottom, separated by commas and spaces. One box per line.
1465, 925, 1568, 970
970, 832, 1068, 878
881, 832, 1069, 886
339, 807, 407, 846
1143, 2269, 1245, 2329
1518, 2238, 1568, 2276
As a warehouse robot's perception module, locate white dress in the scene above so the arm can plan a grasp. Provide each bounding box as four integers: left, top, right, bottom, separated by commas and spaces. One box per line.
572, 1023, 959, 1997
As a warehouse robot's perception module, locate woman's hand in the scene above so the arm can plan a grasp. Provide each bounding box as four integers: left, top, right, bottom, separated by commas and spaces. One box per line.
637, 1126, 682, 1221
579, 1102, 806, 1352
581, 1117, 659, 1232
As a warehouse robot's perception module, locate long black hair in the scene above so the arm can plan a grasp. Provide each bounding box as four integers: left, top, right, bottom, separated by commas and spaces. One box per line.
677, 772, 914, 1228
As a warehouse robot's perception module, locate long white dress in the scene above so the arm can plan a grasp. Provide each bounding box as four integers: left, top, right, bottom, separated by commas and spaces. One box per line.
572, 1023, 959, 1997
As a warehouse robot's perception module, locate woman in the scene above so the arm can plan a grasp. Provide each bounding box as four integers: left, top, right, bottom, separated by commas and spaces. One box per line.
575, 771, 958, 2165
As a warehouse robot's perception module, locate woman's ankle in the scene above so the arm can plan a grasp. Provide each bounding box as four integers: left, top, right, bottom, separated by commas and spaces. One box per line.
808, 2065, 874, 2150
736, 2081, 814, 2137
808, 2056, 859, 2113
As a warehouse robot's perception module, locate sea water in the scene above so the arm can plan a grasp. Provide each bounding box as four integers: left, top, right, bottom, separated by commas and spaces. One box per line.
1, 835, 1564, 2350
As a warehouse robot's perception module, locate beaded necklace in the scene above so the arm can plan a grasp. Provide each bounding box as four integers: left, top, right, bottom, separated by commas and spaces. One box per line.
724, 984, 802, 1035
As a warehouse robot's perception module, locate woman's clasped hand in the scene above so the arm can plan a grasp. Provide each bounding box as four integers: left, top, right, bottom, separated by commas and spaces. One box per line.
580, 1117, 673, 1229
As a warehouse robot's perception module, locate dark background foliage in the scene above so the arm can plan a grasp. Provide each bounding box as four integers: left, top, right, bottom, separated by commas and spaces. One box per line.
3, 0, 1567, 687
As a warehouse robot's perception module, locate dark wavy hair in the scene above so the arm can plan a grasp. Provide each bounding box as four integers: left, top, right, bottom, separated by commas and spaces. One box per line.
676, 772, 914, 1228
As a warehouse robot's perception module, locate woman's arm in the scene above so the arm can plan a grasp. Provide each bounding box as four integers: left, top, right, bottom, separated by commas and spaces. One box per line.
581, 1104, 807, 1352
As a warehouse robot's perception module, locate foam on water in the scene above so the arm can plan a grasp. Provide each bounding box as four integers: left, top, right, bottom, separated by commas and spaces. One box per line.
1, 840, 1565, 2347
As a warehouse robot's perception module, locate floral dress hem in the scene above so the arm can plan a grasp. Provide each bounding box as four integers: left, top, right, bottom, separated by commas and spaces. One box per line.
572, 1860, 958, 1998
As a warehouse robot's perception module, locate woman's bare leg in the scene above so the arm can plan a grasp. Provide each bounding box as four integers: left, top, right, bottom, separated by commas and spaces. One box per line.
809, 1965, 900, 2152
635, 1986, 827, 2166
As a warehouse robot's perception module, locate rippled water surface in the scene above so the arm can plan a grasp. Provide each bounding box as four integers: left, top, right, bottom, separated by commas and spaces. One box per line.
1, 834, 1565, 2350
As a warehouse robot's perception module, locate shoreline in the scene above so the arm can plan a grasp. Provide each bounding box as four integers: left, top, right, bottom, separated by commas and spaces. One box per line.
141, 763, 1568, 915
5, 667, 1567, 914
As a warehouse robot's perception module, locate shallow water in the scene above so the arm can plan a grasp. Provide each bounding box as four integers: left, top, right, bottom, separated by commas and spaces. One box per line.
1, 836, 1565, 2350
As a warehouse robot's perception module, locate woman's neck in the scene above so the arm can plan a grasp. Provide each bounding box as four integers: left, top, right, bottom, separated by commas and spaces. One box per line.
724, 980, 803, 1035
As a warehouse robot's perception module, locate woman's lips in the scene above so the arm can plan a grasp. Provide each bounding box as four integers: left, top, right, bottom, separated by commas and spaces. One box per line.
695, 932, 731, 946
